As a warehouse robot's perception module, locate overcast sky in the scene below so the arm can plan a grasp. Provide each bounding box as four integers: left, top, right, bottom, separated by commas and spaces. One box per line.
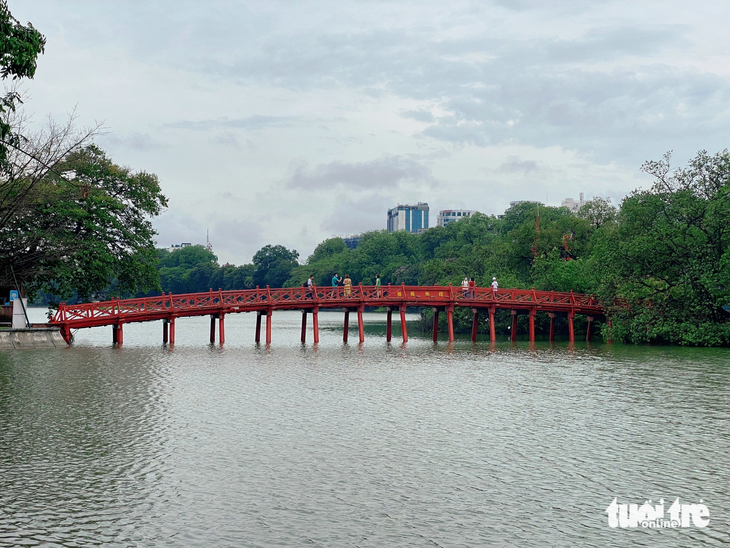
13, 0, 730, 264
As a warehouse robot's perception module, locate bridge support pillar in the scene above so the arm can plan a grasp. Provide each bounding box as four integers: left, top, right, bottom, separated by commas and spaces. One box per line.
210, 315, 216, 344
343, 309, 350, 343
219, 314, 225, 345
112, 324, 119, 345
169, 318, 176, 345
386, 308, 392, 342
357, 306, 365, 344
255, 312, 262, 344
432, 308, 439, 342
301, 310, 307, 343
548, 313, 556, 343
447, 305, 455, 343
400, 306, 408, 343
586, 315, 593, 342
266, 310, 272, 345
529, 309, 536, 343
511, 310, 518, 342
568, 310, 575, 343
163, 320, 169, 344
313, 308, 319, 344
489, 306, 496, 343
471, 308, 479, 343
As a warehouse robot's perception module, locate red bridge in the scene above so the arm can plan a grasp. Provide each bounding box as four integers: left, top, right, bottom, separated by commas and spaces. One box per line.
50, 284, 607, 346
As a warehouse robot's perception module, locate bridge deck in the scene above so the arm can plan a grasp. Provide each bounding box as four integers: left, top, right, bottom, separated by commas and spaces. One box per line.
50, 285, 606, 345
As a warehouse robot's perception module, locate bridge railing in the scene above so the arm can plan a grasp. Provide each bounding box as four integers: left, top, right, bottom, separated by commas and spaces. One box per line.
52, 285, 603, 325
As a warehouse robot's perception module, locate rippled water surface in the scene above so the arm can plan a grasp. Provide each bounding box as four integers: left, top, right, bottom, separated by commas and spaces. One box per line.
1, 309, 729, 547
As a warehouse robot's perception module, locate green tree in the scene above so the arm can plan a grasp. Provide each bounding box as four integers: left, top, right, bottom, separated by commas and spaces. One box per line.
253, 244, 299, 288
158, 245, 217, 269
597, 150, 730, 345
5, 145, 168, 300
0, 0, 46, 168
308, 238, 348, 263
578, 197, 617, 229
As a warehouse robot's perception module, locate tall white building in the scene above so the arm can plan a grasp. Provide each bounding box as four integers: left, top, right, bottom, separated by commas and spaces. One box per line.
387, 203, 429, 233
561, 193, 585, 213
437, 210, 476, 227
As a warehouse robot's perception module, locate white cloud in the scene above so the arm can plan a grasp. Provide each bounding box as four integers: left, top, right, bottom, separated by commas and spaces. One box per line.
11, 0, 730, 264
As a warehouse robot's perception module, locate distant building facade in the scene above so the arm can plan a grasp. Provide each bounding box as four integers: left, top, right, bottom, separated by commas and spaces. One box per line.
342, 234, 362, 249
167, 242, 192, 253
387, 203, 429, 233
437, 209, 476, 227
561, 193, 585, 213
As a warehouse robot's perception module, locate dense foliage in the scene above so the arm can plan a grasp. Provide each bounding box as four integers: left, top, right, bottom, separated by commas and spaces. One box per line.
0, 0, 45, 168
595, 151, 730, 345
9, 145, 168, 300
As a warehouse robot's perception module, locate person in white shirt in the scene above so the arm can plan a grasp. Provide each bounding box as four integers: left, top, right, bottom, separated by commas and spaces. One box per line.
462, 276, 469, 296
491, 277, 498, 299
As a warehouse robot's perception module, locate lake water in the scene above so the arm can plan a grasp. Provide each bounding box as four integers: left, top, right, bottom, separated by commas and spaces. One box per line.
1, 308, 728, 547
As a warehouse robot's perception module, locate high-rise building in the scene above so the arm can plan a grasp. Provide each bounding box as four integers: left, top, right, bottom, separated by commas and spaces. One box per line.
437, 209, 476, 227
387, 203, 429, 233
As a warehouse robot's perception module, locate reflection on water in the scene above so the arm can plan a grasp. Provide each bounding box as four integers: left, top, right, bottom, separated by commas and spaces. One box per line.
1, 310, 729, 546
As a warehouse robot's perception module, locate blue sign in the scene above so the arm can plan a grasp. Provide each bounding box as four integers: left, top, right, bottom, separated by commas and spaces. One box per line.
9, 290, 18, 301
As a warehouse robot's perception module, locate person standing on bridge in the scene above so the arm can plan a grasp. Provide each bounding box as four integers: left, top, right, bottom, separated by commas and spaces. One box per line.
375, 274, 382, 298
332, 273, 341, 297
491, 277, 498, 299
344, 274, 352, 297
462, 276, 469, 297
469, 277, 476, 299
307, 275, 314, 299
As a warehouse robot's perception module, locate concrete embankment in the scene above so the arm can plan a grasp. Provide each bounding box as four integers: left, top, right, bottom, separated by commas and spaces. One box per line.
0, 328, 68, 349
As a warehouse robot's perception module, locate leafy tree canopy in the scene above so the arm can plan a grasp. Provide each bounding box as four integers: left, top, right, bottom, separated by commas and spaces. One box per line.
7, 145, 168, 301
252, 244, 299, 288
596, 150, 730, 344
0, 0, 45, 167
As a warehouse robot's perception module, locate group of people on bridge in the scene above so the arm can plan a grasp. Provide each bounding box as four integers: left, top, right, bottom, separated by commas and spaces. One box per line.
303, 273, 385, 298
302, 273, 500, 301
461, 276, 499, 299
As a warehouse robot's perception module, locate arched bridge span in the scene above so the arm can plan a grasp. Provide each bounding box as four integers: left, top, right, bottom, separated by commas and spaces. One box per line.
50, 284, 607, 345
